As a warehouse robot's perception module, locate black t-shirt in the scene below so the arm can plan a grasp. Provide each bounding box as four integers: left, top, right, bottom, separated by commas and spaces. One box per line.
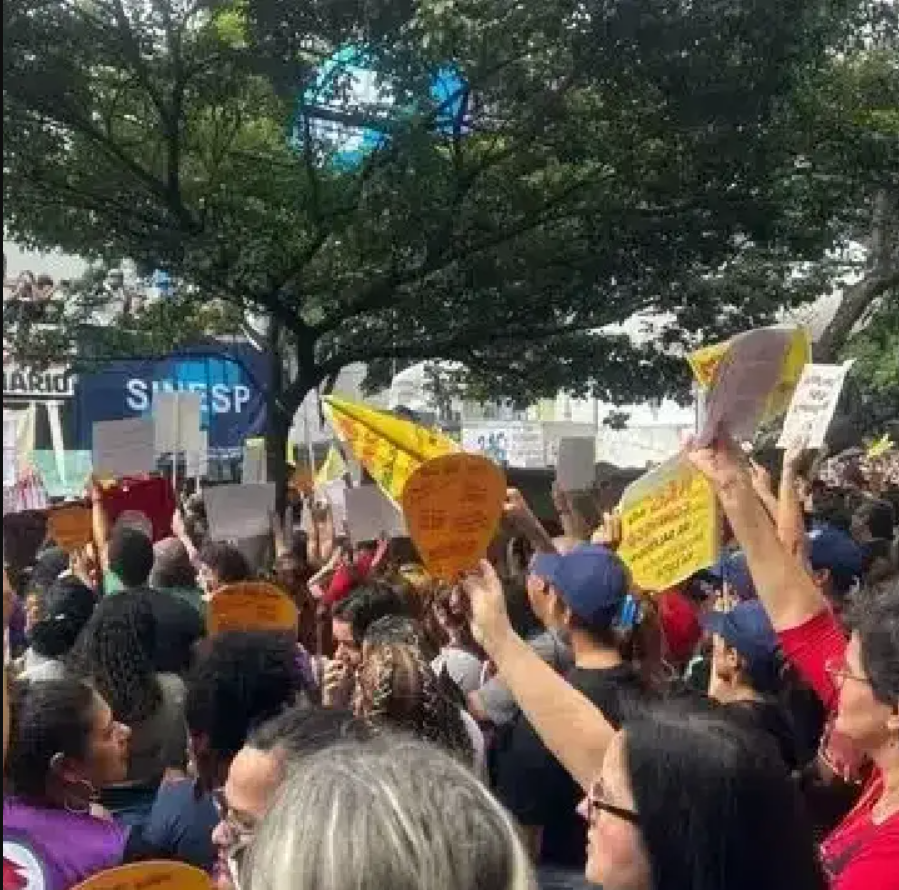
724, 698, 801, 771
493, 663, 645, 869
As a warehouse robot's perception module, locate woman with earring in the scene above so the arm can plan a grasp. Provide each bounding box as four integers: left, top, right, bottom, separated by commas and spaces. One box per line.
3, 678, 131, 890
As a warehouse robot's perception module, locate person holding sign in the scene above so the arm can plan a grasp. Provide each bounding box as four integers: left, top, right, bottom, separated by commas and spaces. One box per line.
3, 679, 132, 890
686, 434, 899, 890
492, 545, 655, 875
461, 560, 827, 890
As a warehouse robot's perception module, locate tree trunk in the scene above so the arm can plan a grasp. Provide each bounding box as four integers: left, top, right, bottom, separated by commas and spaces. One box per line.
816, 188, 899, 362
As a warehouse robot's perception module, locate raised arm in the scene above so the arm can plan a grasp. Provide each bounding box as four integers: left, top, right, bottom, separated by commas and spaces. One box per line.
462, 560, 614, 790
777, 443, 809, 560
504, 488, 557, 554
687, 436, 827, 631
89, 477, 111, 570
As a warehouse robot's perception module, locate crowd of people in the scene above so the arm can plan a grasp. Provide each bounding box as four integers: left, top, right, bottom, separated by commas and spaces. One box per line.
2, 435, 898, 890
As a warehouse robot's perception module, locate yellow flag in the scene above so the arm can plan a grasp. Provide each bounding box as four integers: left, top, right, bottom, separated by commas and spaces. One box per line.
315, 445, 347, 485
322, 395, 458, 503
688, 325, 811, 421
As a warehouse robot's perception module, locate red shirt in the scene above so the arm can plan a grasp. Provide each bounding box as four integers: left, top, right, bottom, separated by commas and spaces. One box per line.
778, 611, 899, 889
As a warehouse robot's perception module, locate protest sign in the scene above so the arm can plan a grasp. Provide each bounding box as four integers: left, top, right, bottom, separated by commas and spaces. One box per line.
323, 395, 458, 504
344, 484, 407, 543
207, 581, 299, 636
205, 482, 276, 540
461, 421, 546, 468
3, 416, 17, 486
241, 437, 267, 484
71, 861, 211, 890
92, 417, 156, 478
47, 504, 93, 552
402, 453, 506, 581
695, 327, 798, 447
777, 361, 853, 450
555, 437, 596, 491
617, 454, 719, 591
185, 429, 209, 479
689, 325, 810, 425
153, 391, 202, 455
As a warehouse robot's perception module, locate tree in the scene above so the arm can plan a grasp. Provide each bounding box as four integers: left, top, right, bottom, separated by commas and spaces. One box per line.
3, 0, 890, 491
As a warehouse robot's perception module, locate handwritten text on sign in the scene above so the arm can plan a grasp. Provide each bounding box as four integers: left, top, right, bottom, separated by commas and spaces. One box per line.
207, 582, 298, 636
47, 504, 94, 552
402, 453, 506, 581
617, 456, 719, 592
777, 361, 852, 450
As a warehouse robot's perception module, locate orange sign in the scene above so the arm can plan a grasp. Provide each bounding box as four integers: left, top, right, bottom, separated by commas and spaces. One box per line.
207, 581, 298, 636
72, 861, 212, 890
46, 504, 93, 552
401, 453, 506, 581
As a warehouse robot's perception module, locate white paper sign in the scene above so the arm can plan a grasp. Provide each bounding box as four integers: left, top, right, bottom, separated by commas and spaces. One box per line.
777, 362, 852, 450
205, 483, 276, 541
697, 327, 793, 447
154, 392, 202, 455
242, 440, 267, 484
184, 429, 209, 479
3, 418, 17, 486
345, 485, 406, 543
462, 422, 545, 467
92, 418, 156, 478
556, 438, 596, 490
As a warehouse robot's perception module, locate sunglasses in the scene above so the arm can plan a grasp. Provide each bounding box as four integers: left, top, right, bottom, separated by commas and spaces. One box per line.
211, 788, 256, 854
588, 781, 640, 826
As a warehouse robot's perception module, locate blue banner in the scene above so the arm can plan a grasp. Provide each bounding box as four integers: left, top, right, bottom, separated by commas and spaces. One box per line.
74, 343, 268, 456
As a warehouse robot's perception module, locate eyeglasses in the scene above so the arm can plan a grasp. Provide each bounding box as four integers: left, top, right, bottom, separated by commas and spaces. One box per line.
211, 788, 256, 853
588, 781, 640, 826
825, 658, 871, 687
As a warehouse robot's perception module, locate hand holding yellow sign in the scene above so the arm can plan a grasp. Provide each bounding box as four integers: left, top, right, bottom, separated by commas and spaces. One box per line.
72, 861, 212, 890
617, 455, 719, 592
46, 504, 94, 553
401, 453, 506, 581
207, 581, 298, 636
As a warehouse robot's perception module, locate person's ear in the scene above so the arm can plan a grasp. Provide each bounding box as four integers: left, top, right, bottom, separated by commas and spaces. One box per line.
811, 568, 830, 590
49, 752, 83, 785
886, 707, 899, 738
724, 645, 742, 673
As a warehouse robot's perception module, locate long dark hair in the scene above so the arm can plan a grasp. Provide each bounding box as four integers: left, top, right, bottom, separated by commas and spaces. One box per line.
624, 701, 826, 890
67, 591, 162, 724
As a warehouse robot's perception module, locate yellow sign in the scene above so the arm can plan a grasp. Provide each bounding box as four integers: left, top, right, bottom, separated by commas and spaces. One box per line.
688, 326, 810, 421
402, 454, 506, 581
207, 581, 298, 636
323, 395, 458, 503
617, 455, 719, 592
46, 504, 93, 552
72, 861, 212, 890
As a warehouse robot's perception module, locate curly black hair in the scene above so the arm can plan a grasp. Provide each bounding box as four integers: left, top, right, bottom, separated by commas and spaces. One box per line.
29, 576, 96, 659
66, 590, 162, 724
7, 678, 96, 800
185, 631, 302, 759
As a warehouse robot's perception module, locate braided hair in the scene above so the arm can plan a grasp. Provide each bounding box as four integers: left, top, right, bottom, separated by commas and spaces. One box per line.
67, 591, 162, 724
356, 642, 474, 765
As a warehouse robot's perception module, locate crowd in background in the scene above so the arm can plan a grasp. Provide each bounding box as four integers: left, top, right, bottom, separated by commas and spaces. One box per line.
2, 437, 898, 890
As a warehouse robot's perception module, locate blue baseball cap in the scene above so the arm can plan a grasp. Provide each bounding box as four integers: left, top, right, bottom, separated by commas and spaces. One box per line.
531, 544, 630, 628
707, 551, 757, 601
807, 525, 864, 596
702, 600, 779, 689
